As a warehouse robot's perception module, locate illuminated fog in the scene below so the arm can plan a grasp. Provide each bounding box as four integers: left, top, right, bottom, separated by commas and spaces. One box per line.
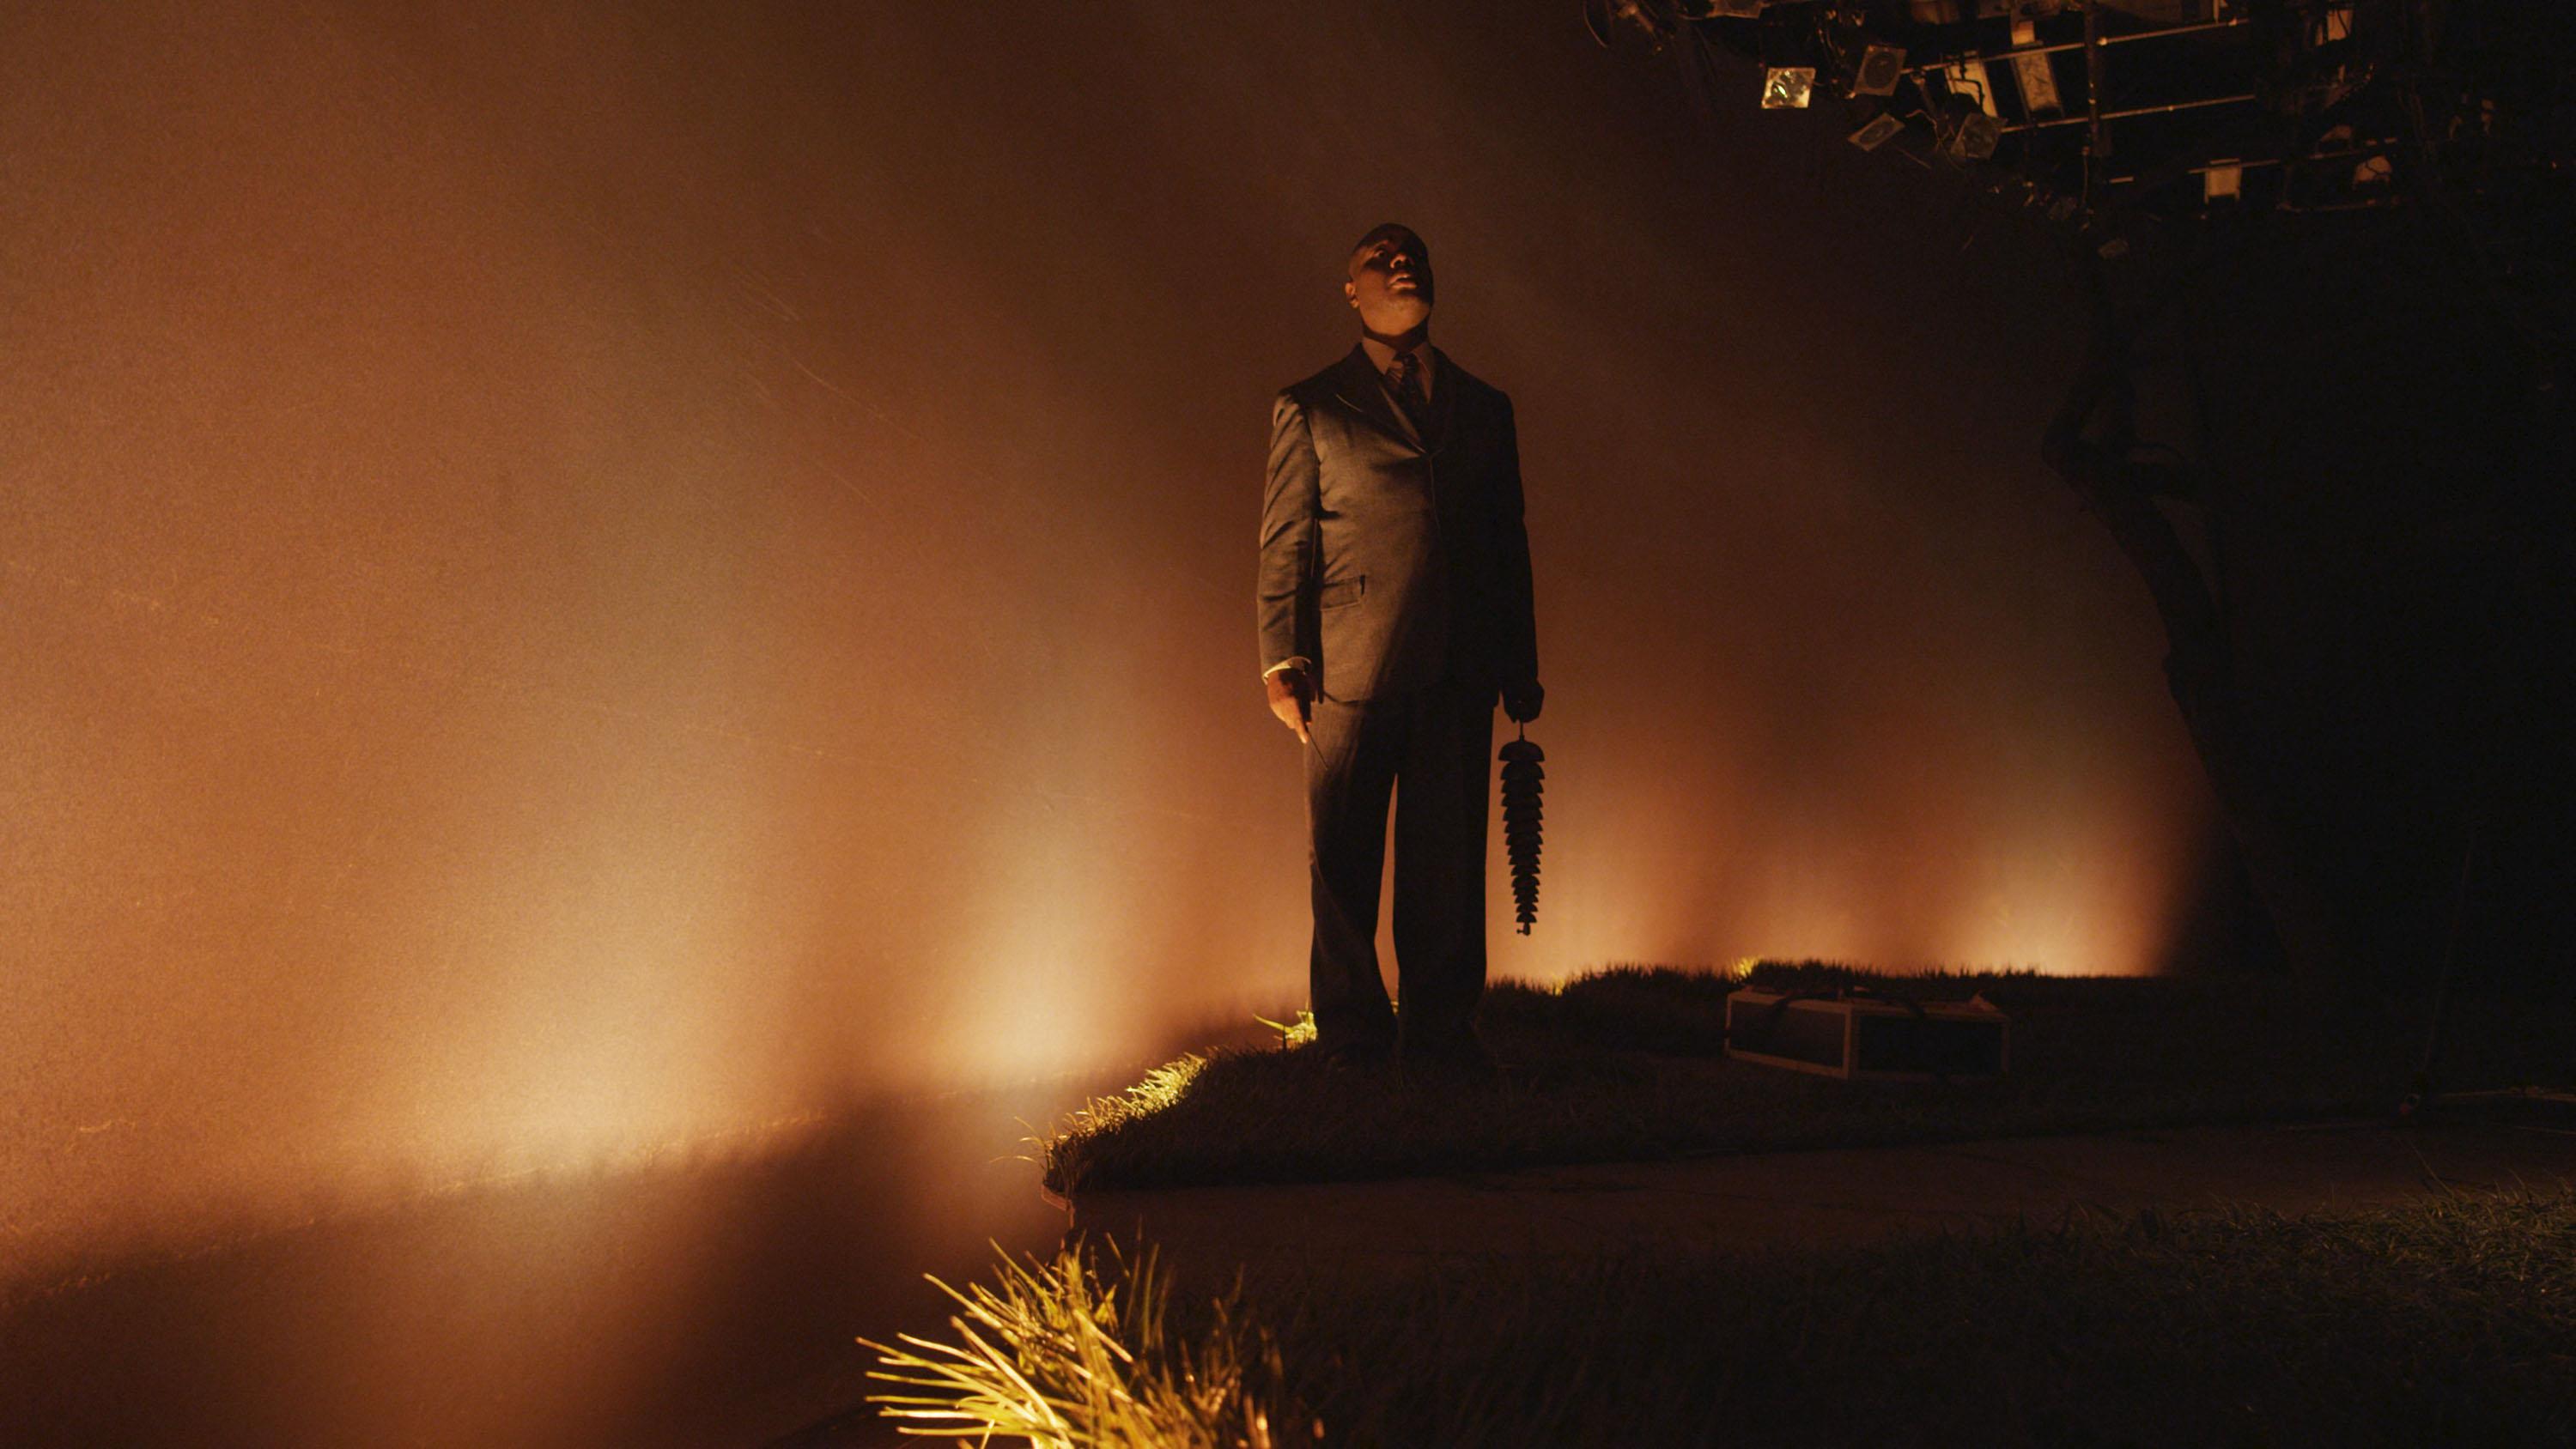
0, 0, 2210, 1270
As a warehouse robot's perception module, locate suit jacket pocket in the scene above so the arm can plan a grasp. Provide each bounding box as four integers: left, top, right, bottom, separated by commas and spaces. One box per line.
1318, 575, 1365, 611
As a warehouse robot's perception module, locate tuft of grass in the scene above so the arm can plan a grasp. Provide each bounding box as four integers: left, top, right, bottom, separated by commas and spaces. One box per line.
1042, 1056, 1213, 1198
1042, 962, 2576, 1195
882, 1191, 2576, 1447
1250, 1009, 1316, 1052
860, 1243, 1291, 1447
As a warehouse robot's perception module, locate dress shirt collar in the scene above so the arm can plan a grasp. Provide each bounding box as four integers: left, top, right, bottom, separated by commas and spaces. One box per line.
1358, 332, 1437, 401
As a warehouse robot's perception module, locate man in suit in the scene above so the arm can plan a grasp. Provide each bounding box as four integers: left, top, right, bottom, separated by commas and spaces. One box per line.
1257, 223, 1544, 1075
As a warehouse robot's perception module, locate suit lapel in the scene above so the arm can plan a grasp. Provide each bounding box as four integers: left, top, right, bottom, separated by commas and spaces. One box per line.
1423, 345, 1460, 452
1328, 345, 1425, 452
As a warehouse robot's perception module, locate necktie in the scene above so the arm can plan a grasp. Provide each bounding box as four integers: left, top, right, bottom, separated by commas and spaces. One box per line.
1386, 349, 1426, 420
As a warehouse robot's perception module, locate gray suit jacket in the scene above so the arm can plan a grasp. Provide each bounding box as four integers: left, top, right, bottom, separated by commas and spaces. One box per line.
1259, 345, 1539, 704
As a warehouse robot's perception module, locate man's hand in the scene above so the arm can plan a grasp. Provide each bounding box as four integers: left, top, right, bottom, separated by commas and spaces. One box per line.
1266, 666, 1315, 744
1503, 678, 1545, 724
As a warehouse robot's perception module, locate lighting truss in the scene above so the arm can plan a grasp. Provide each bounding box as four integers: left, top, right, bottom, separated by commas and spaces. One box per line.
1588, 0, 2576, 265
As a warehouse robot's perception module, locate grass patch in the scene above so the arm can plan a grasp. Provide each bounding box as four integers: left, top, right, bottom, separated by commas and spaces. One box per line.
1042, 963, 2576, 1196
875, 1191, 2576, 1447
862, 1244, 1284, 1448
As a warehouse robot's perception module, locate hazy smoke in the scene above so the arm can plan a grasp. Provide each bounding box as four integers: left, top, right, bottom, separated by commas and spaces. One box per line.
0, 0, 2208, 1264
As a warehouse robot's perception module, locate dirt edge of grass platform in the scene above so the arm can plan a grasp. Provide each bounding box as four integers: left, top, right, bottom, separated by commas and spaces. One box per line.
867, 1189, 2576, 1448
1041, 961, 2576, 1197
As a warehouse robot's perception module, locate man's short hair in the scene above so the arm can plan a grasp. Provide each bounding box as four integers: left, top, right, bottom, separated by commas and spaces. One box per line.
1348, 222, 1426, 276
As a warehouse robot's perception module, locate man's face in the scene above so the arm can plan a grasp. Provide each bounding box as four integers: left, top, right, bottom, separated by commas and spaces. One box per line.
1345, 228, 1434, 334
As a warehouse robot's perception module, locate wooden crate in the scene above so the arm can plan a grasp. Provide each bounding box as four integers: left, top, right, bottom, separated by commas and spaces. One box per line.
1724, 989, 2009, 1082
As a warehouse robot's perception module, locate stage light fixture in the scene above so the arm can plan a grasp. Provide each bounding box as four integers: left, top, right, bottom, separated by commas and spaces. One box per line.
1953, 111, 2000, 160
1937, 95, 2000, 161
1761, 66, 1816, 109
1848, 43, 1905, 96
1581, 0, 1662, 47
1942, 60, 1998, 117
2012, 51, 2062, 114
1848, 113, 1906, 149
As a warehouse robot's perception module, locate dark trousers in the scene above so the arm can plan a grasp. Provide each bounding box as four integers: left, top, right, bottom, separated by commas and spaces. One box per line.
1305, 676, 1495, 1052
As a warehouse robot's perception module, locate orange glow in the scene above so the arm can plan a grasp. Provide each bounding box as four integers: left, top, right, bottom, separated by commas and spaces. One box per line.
2, 0, 2212, 1294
